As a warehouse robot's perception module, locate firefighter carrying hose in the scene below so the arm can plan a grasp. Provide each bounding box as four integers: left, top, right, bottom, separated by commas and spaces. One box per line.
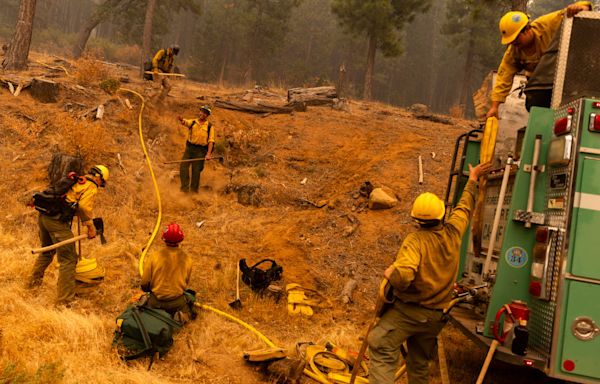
367, 162, 491, 384
28, 165, 109, 306
486, 1, 592, 118
150, 44, 180, 102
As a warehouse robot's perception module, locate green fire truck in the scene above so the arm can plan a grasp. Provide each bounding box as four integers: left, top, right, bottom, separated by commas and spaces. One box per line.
445, 12, 600, 384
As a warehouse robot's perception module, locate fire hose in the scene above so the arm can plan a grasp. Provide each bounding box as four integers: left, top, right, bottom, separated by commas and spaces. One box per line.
118, 88, 162, 276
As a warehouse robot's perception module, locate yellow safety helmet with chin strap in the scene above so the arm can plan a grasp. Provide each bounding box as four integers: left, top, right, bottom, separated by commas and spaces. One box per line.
410, 192, 446, 222
499, 11, 529, 45
91, 164, 109, 186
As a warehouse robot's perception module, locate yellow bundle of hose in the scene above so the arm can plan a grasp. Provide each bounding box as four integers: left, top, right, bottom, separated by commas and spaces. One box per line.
472, 117, 498, 258
117, 88, 163, 276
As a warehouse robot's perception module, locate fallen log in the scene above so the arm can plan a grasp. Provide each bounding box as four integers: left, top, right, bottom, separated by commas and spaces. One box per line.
215, 99, 294, 114
287, 86, 337, 106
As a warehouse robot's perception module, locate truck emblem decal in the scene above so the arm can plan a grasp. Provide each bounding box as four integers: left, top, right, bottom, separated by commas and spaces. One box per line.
505, 246, 528, 268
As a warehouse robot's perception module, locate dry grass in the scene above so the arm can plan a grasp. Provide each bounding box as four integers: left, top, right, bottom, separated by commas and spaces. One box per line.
74, 56, 111, 87
0, 54, 553, 384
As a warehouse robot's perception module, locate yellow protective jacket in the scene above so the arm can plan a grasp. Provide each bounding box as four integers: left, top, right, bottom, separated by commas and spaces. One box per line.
140, 246, 192, 300
492, 1, 592, 103
387, 180, 478, 310
183, 118, 215, 146
65, 176, 98, 225
152, 48, 174, 73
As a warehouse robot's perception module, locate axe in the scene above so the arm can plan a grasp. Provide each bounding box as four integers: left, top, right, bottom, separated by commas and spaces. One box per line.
32, 217, 106, 254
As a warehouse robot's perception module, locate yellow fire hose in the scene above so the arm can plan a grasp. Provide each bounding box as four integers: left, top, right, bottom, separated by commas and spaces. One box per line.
35, 60, 71, 76
122, 85, 374, 384
472, 117, 498, 258
118, 88, 162, 276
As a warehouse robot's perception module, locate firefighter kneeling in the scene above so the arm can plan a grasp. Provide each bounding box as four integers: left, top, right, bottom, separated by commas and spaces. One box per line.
140, 222, 195, 322
367, 162, 490, 384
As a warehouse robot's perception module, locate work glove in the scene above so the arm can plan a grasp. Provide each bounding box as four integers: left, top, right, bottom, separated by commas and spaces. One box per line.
87, 223, 96, 239
153, 70, 158, 81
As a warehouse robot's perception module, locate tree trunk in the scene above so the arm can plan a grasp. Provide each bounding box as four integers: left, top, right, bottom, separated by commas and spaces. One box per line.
73, 0, 124, 59
140, 0, 157, 78
218, 42, 230, 87
363, 34, 377, 100
511, 0, 527, 12
2, 0, 37, 71
458, 31, 476, 118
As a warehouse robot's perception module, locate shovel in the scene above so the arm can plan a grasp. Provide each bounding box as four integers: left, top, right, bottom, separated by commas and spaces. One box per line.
229, 262, 242, 310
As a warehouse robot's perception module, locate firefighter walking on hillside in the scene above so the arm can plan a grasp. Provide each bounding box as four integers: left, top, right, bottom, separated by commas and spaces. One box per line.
178, 105, 215, 193
151, 45, 180, 102
486, 1, 592, 118
141, 222, 194, 322
29, 165, 109, 305
367, 162, 491, 384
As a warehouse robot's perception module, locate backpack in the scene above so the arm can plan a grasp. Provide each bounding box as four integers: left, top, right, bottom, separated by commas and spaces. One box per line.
239, 259, 283, 292
113, 304, 182, 369
32, 172, 79, 220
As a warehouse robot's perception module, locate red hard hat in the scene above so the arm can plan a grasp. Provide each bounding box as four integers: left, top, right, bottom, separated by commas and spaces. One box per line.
162, 222, 184, 244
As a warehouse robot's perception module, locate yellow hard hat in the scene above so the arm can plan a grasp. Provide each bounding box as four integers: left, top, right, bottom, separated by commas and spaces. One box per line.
410, 192, 446, 222
91, 164, 109, 183
499, 11, 529, 45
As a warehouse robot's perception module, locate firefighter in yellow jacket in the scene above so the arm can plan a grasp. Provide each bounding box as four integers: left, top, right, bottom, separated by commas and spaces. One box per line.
29, 165, 109, 305
177, 105, 215, 193
151, 45, 180, 101
141, 222, 193, 319
367, 162, 491, 384
486, 2, 591, 118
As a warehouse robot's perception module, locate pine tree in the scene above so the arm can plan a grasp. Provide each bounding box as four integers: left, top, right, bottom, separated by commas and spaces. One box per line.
2, 0, 37, 70
331, 0, 431, 100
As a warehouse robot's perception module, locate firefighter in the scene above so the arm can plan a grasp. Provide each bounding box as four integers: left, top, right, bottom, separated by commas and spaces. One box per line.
486, 2, 592, 118
28, 165, 109, 305
177, 105, 215, 193
151, 44, 180, 101
140, 222, 193, 320
367, 162, 491, 384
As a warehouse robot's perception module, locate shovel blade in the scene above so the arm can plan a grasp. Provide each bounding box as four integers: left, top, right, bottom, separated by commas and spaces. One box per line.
228, 299, 242, 310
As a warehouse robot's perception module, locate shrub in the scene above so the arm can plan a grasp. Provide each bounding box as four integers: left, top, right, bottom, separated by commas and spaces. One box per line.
99, 78, 121, 95
74, 55, 110, 86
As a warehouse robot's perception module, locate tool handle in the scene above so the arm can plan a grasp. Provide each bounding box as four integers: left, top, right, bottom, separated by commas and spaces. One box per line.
476, 339, 499, 384
144, 71, 186, 77
236, 262, 240, 300
31, 234, 88, 254
163, 157, 222, 164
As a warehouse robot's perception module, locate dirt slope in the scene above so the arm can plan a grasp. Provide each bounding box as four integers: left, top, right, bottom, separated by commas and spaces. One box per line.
0, 53, 554, 384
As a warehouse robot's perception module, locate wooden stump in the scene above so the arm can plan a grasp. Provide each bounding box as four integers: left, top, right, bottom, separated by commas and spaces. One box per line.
30, 78, 59, 103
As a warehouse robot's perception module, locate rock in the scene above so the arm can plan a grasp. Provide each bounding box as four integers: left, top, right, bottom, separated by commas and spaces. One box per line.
30, 78, 59, 103
369, 187, 398, 210
408, 103, 428, 114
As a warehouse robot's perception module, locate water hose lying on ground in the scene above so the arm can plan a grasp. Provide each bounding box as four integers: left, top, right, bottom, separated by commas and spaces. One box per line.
125, 85, 366, 384
118, 87, 162, 276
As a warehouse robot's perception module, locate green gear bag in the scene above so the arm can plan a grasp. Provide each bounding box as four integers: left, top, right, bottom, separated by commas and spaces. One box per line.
113, 304, 182, 367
